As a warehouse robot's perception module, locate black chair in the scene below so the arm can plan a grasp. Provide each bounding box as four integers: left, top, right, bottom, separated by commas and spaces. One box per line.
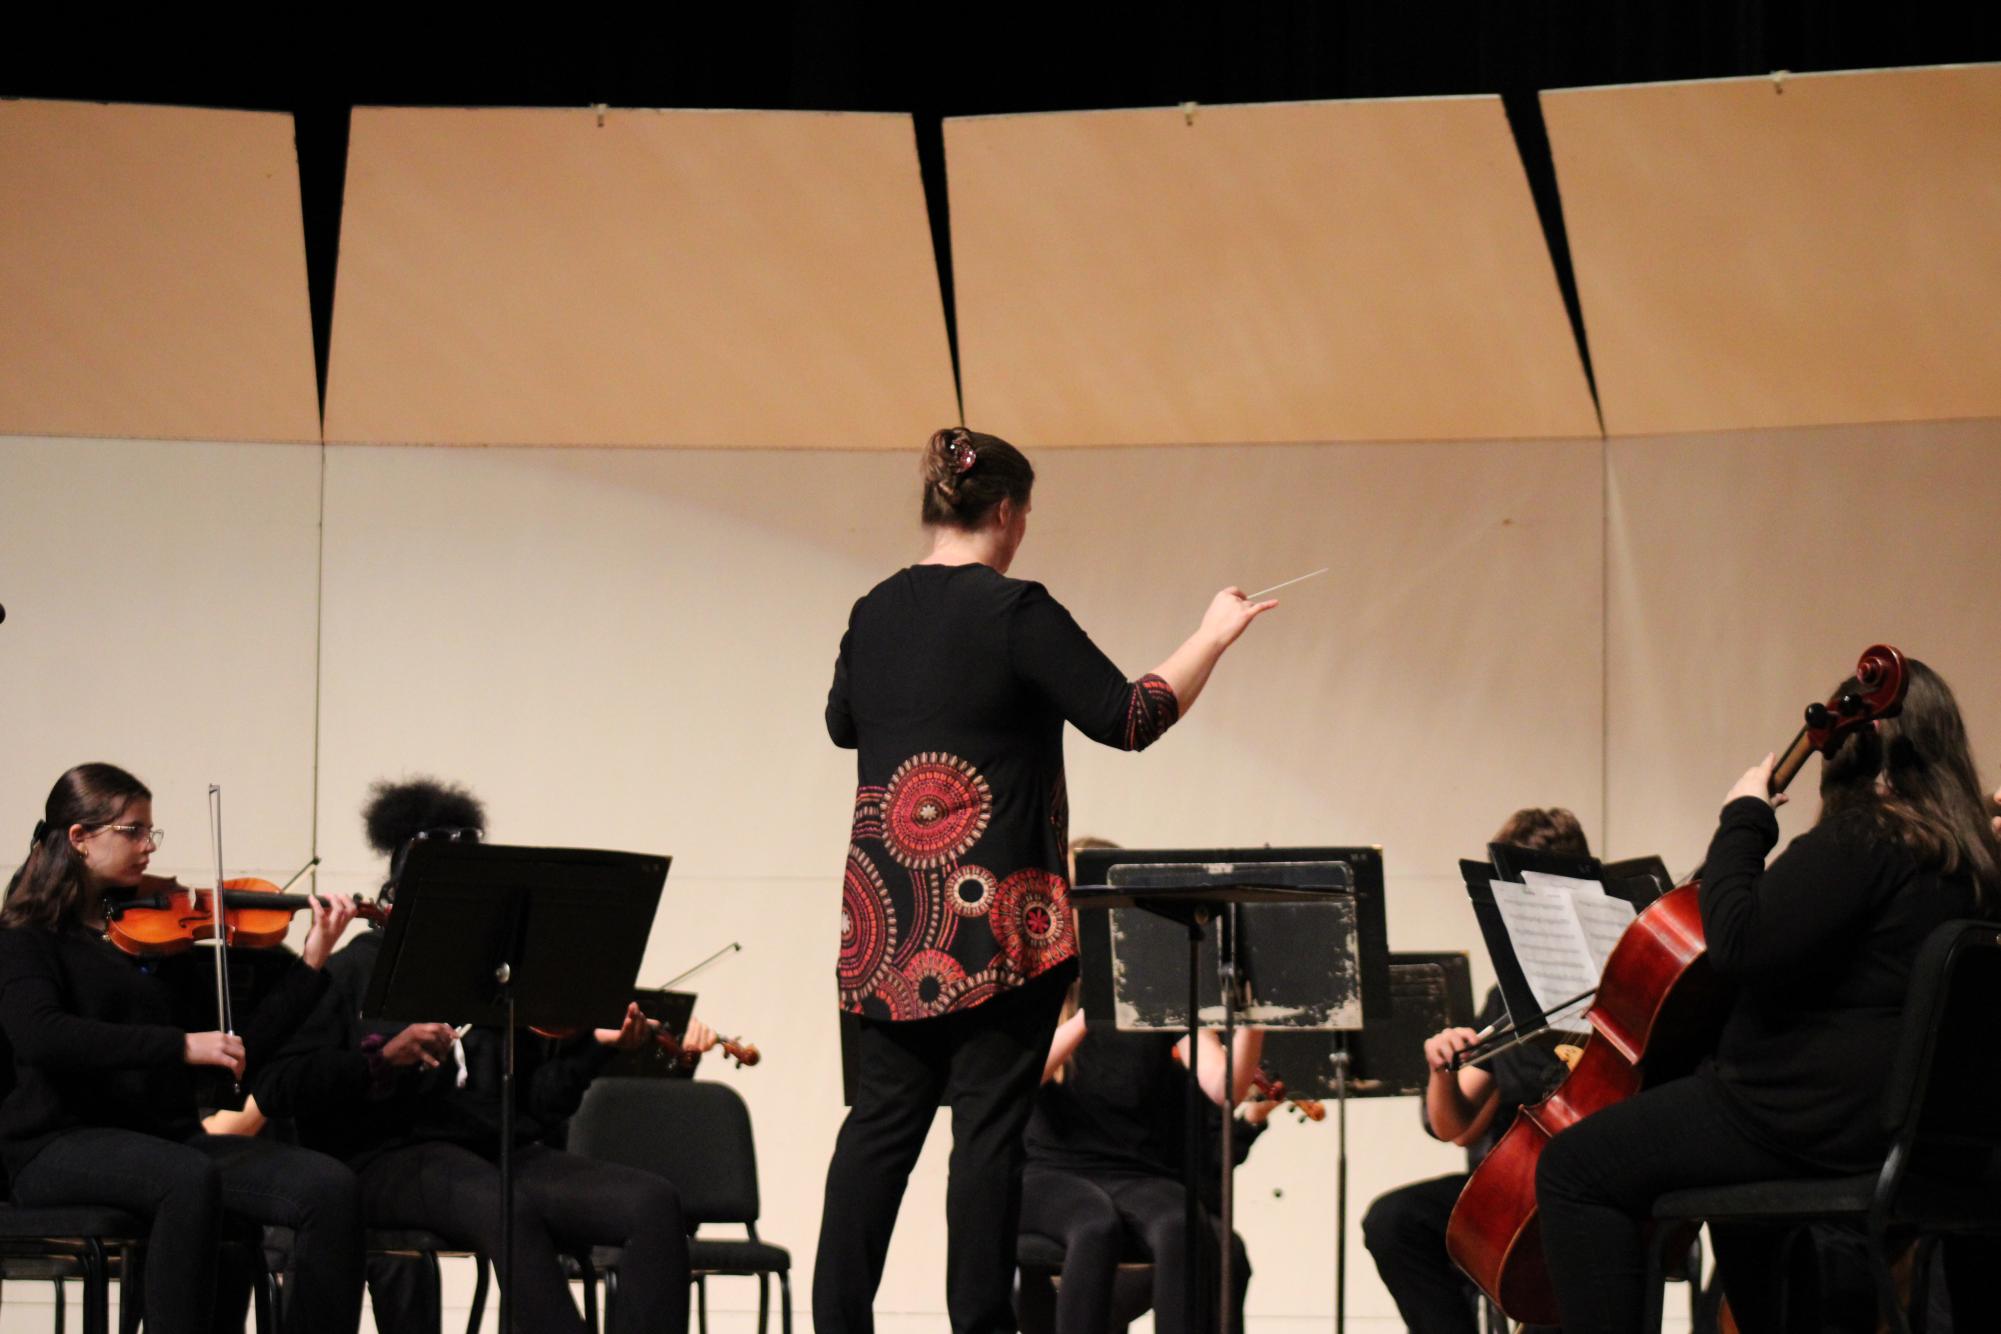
1015, 1230, 1156, 1334
0, 1204, 146, 1334
1645, 918, 2001, 1334
257, 1225, 492, 1334
568, 1077, 793, 1334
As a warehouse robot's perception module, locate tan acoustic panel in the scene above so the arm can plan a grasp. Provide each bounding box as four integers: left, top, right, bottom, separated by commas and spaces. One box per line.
0, 437, 322, 885
945, 99, 1600, 446
323, 107, 959, 449
0, 101, 320, 444
1605, 420, 2001, 870
1546, 65, 2001, 437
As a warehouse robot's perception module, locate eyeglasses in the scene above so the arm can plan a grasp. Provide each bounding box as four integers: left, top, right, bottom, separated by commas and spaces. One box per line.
96, 823, 164, 847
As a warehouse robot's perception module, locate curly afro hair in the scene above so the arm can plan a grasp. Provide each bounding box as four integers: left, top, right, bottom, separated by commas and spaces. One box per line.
362, 777, 487, 855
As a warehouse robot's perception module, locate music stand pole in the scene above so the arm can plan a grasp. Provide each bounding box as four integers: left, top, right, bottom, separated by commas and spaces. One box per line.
1218, 904, 1238, 1334
1185, 913, 1206, 1321
498, 967, 515, 1334
1333, 1036, 1351, 1333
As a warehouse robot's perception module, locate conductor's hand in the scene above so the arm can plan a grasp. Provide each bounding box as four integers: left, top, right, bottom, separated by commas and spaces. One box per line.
382, 1023, 457, 1070
185, 1031, 246, 1081
1725, 753, 1787, 810
1424, 1027, 1480, 1075
595, 1002, 657, 1051
1200, 588, 1278, 652
301, 893, 359, 971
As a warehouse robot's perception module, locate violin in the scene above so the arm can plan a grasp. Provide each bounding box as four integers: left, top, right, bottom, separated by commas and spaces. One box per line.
656, 1028, 761, 1069
1248, 1066, 1325, 1123
103, 873, 384, 958
1445, 645, 1908, 1324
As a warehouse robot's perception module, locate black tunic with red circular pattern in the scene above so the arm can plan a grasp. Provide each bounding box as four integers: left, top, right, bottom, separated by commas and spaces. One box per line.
828, 563, 1179, 1020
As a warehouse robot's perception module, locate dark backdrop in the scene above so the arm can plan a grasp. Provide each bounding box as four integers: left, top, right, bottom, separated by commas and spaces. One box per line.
6, 2, 1997, 413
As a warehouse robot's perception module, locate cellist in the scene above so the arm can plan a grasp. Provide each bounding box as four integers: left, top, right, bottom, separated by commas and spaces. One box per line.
1535, 660, 1999, 1332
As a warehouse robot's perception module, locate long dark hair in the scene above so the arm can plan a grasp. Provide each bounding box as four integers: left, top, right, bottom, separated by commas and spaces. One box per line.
1819, 658, 2000, 907
919, 426, 1034, 530
2, 763, 151, 931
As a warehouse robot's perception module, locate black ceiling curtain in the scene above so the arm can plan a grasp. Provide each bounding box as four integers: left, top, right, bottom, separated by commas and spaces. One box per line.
5, 1, 1998, 416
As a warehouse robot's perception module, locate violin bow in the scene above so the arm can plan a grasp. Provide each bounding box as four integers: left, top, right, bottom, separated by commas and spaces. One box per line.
207, 785, 239, 1093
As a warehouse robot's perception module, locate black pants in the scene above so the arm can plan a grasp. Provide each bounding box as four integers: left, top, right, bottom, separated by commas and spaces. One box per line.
9, 1126, 364, 1334
1538, 1073, 1821, 1334
1362, 1171, 1485, 1334
363, 1254, 442, 1334
358, 1139, 689, 1334
1017, 1166, 1248, 1334
813, 968, 1070, 1334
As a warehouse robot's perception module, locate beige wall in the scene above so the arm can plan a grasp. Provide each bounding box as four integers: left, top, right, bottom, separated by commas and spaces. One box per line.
10, 425, 1995, 1330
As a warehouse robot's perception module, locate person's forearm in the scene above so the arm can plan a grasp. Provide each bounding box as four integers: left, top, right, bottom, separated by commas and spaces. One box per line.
1149, 627, 1227, 717
1425, 1069, 1482, 1142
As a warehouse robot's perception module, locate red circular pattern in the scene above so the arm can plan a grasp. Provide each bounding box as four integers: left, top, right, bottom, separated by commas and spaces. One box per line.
904, 950, 969, 1016
839, 846, 896, 998
989, 869, 1074, 974
945, 865, 998, 917
870, 967, 924, 1022
882, 753, 991, 869
940, 965, 1021, 1013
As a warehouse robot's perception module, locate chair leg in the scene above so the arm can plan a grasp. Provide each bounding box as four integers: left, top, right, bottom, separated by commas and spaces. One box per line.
779, 1270, 794, 1334
255, 1264, 279, 1334
83, 1240, 109, 1334
606, 1263, 620, 1330
697, 1273, 710, 1334
468, 1253, 492, 1334
758, 1271, 770, 1334
577, 1252, 599, 1334
1869, 1221, 1914, 1334
117, 1244, 143, 1334
53, 1278, 67, 1334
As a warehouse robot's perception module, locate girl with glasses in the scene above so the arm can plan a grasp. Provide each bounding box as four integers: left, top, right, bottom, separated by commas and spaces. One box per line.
0, 762, 367, 1334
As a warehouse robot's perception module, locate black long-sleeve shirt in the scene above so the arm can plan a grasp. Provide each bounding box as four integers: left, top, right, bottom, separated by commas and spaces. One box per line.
829, 564, 1179, 1020
253, 929, 613, 1167
0, 924, 327, 1181
1699, 796, 1978, 1173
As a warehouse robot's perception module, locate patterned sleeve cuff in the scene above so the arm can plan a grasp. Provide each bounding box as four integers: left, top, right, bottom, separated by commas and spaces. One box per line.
1122, 674, 1181, 751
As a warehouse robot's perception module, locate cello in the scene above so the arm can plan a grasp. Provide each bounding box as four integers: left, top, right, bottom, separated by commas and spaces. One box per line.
1445, 645, 1909, 1324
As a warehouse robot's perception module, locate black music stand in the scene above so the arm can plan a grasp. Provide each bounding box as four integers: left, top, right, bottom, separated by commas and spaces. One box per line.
362, 840, 669, 1334
1072, 847, 1364, 1334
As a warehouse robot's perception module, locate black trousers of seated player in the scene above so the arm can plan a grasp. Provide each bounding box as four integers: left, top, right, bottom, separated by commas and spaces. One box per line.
814, 968, 1069, 1334
358, 1139, 688, 1334
1018, 1166, 1248, 1334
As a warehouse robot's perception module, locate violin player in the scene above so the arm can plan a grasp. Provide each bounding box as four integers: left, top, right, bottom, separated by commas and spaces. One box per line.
251, 777, 698, 1334
0, 762, 365, 1334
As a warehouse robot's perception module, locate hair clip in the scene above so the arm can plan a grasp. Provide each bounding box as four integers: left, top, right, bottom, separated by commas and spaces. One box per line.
955, 444, 977, 474
31, 819, 49, 844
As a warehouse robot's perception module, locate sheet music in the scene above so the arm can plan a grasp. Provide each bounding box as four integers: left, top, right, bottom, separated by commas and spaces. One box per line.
1488, 879, 1596, 1026
1521, 869, 1638, 973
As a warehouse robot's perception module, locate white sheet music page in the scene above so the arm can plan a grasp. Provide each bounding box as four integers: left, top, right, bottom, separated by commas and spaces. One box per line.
1521, 870, 1638, 974
1488, 879, 1597, 1027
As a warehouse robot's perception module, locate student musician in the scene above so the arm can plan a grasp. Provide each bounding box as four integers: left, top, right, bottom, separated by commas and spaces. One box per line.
252, 777, 696, 1334
0, 762, 366, 1334
1019, 987, 1267, 1334
814, 427, 1276, 1333
1360, 807, 1585, 1334
1535, 660, 1999, 1333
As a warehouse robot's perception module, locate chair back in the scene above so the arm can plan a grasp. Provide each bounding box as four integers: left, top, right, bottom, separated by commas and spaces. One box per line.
570, 1077, 761, 1225
1880, 919, 2001, 1176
